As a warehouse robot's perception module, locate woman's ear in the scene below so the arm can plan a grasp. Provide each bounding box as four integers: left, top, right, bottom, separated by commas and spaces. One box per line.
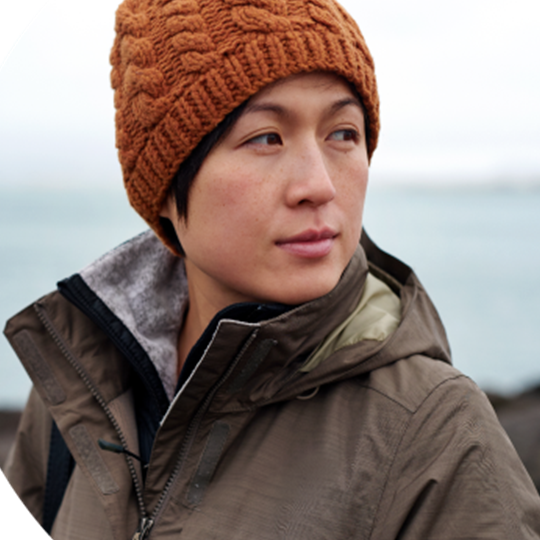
158, 194, 186, 256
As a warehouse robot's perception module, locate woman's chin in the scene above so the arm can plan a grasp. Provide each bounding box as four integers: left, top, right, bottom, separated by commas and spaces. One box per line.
259, 276, 341, 306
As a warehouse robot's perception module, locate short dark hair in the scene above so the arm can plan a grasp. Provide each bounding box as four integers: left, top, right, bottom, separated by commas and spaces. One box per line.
159, 100, 248, 254
172, 101, 249, 220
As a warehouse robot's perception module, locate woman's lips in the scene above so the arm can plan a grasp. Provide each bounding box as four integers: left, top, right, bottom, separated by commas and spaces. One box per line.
276, 229, 338, 258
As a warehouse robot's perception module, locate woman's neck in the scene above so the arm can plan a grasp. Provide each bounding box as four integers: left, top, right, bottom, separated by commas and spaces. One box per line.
176, 260, 235, 377
176, 258, 257, 378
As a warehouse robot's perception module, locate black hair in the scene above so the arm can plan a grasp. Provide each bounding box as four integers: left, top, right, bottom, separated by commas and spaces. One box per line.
159, 101, 248, 253
172, 100, 249, 219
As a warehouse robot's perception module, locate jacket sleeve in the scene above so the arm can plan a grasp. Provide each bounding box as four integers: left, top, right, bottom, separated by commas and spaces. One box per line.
373, 375, 540, 539
4, 386, 53, 525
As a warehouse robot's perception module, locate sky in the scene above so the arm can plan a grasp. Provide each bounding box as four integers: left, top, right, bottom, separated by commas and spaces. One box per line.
0, 0, 539, 188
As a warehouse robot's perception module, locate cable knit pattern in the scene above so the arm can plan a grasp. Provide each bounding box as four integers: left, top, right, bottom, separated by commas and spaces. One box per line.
110, 0, 380, 253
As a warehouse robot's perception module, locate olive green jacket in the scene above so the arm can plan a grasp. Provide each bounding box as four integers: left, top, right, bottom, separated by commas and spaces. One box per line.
4, 232, 540, 539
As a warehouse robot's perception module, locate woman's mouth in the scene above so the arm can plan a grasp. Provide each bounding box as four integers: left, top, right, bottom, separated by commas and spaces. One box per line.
275, 229, 338, 258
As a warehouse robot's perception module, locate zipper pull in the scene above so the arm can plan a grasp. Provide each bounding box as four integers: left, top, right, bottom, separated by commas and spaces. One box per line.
132, 517, 154, 540
98, 439, 143, 462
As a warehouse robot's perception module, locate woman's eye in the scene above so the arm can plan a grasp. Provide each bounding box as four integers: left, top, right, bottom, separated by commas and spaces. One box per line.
248, 133, 282, 145
329, 129, 359, 142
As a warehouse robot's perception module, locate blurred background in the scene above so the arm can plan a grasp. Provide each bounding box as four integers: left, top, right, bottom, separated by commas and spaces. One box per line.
0, 0, 539, 409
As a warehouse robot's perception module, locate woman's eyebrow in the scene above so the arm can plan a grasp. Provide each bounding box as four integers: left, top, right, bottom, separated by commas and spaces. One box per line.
243, 102, 291, 119
244, 97, 362, 119
328, 97, 363, 116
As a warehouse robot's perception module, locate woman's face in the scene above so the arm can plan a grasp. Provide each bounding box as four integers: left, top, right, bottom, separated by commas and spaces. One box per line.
162, 72, 369, 308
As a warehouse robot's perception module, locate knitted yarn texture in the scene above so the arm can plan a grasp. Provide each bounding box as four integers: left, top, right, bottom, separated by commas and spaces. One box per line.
110, 0, 380, 248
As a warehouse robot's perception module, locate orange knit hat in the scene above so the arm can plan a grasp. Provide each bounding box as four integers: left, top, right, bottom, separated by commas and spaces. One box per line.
110, 0, 380, 247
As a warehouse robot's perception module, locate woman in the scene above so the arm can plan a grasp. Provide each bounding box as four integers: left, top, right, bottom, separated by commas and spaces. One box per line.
4, 0, 540, 538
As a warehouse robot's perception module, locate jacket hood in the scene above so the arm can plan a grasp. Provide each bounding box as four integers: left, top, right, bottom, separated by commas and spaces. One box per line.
283, 232, 452, 396
44, 229, 451, 408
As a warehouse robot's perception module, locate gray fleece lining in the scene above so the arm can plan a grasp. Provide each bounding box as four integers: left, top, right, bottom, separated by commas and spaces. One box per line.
79, 231, 188, 401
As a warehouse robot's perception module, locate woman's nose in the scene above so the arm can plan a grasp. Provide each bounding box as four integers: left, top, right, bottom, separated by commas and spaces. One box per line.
284, 142, 336, 207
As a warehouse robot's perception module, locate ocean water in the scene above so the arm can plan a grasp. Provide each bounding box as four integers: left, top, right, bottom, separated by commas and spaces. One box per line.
1, 183, 539, 408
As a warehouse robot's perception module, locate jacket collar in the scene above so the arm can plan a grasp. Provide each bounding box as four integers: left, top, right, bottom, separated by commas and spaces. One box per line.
69, 228, 451, 411
10, 227, 450, 420
75, 230, 371, 405
78, 231, 187, 400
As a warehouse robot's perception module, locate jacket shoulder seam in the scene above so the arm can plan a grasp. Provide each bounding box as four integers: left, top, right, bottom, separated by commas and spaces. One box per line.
359, 369, 469, 415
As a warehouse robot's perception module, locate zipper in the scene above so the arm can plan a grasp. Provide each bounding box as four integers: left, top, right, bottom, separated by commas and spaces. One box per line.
33, 303, 151, 536
35, 300, 259, 540
132, 517, 154, 540
143, 328, 259, 536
